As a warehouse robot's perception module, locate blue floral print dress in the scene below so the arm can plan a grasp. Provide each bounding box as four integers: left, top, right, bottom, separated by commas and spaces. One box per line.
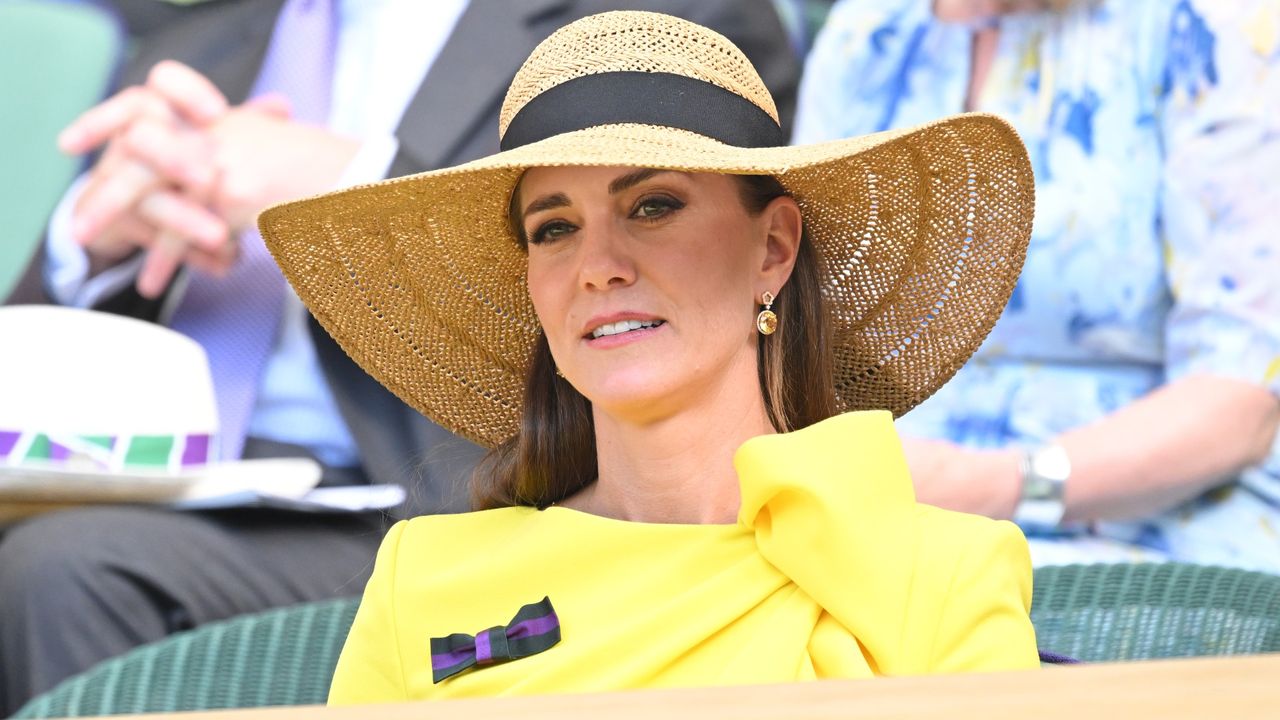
795, 0, 1280, 571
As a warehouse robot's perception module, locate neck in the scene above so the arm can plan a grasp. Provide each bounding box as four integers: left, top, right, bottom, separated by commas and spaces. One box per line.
573, 371, 775, 525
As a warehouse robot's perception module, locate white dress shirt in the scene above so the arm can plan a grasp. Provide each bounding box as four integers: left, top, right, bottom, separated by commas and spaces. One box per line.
44, 0, 470, 467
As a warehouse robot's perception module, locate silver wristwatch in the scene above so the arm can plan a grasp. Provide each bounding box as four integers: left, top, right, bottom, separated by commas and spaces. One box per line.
1012, 444, 1070, 528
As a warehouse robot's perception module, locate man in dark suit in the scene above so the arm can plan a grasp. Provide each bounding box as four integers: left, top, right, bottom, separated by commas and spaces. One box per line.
0, 0, 799, 712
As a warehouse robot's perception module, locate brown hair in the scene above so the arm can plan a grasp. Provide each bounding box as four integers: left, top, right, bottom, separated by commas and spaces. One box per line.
471, 175, 836, 510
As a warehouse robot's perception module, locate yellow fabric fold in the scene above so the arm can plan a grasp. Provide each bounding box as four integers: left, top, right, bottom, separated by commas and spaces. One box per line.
329, 411, 1038, 705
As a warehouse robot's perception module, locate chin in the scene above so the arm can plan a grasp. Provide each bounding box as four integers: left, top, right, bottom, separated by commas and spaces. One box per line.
576, 367, 683, 420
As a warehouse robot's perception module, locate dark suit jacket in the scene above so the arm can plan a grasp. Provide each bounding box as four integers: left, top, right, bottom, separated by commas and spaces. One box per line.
5, 0, 801, 517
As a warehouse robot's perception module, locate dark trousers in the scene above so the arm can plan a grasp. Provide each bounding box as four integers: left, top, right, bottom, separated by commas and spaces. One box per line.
0, 505, 386, 716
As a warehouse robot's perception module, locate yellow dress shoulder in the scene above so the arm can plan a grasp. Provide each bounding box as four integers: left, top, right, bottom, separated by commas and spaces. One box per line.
328, 411, 1038, 705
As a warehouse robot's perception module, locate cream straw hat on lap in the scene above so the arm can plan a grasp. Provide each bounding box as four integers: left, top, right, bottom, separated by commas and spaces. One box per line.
0, 306, 322, 515
259, 11, 1034, 449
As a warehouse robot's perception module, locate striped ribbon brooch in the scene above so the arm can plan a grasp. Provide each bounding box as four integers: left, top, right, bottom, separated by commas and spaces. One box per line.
430, 596, 561, 683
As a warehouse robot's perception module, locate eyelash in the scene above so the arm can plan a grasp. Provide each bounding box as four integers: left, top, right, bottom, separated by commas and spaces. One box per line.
631, 194, 685, 222
529, 220, 576, 246
527, 194, 686, 245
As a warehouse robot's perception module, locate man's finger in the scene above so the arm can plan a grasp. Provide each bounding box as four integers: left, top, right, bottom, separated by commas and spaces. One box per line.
182, 244, 238, 278
136, 189, 229, 251
180, 248, 222, 277
243, 93, 293, 119
146, 60, 228, 125
72, 160, 158, 245
58, 87, 174, 155
121, 118, 217, 190
136, 233, 188, 299
98, 213, 158, 251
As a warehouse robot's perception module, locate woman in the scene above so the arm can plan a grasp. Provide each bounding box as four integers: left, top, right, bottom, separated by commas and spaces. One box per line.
259, 11, 1039, 703
795, 0, 1280, 570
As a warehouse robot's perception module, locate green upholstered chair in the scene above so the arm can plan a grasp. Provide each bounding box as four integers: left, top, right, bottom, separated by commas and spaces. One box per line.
13, 563, 1280, 717
0, 0, 123, 299
1030, 562, 1280, 662
12, 597, 359, 718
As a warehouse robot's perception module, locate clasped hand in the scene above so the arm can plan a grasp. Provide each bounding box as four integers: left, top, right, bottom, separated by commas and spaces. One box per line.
60, 60, 359, 298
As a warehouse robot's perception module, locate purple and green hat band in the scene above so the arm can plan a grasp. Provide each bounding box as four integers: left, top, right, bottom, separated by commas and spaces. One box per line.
0, 430, 214, 474
430, 596, 561, 683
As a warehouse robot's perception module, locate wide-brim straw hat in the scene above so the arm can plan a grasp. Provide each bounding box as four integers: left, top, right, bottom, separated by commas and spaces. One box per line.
259, 10, 1033, 450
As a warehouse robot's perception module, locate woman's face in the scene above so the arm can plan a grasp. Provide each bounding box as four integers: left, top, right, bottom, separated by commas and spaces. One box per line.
518, 166, 799, 424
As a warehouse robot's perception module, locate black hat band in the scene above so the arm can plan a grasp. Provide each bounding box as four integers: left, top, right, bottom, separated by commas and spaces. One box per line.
500, 71, 785, 152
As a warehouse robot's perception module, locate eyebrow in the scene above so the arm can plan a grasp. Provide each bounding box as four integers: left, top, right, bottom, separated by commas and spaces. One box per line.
607, 168, 667, 195
522, 192, 570, 217
520, 169, 675, 219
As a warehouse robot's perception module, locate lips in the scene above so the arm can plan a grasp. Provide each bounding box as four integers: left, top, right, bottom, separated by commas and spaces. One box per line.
581, 313, 667, 343
589, 318, 666, 339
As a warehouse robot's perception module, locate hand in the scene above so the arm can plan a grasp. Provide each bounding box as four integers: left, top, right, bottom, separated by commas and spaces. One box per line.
60, 61, 233, 297
133, 101, 359, 296
901, 437, 1022, 519
126, 95, 306, 297
204, 103, 361, 232
60, 60, 359, 299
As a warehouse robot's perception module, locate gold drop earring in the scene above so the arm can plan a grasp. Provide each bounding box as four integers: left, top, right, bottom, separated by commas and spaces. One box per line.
756, 291, 777, 335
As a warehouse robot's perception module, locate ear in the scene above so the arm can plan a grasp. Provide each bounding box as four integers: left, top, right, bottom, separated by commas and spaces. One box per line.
758, 195, 803, 293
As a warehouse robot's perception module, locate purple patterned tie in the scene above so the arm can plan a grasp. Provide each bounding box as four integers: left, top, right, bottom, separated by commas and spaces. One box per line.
170, 0, 336, 461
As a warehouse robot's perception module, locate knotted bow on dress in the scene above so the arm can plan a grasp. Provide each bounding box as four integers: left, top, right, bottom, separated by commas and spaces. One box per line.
329, 412, 1039, 703
430, 597, 561, 683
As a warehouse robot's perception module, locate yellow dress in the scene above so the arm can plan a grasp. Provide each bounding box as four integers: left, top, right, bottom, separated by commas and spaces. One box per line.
329, 411, 1039, 704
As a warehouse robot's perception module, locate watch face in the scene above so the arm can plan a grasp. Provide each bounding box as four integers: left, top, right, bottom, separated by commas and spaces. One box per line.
1035, 445, 1072, 483
1018, 445, 1069, 527
1024, 474, 1049, 497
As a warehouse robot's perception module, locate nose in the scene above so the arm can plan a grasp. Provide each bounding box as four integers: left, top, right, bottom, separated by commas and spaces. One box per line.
577, 219, 636, 292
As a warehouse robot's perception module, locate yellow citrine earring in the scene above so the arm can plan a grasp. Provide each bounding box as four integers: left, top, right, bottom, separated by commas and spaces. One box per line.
756, 291, 777, 335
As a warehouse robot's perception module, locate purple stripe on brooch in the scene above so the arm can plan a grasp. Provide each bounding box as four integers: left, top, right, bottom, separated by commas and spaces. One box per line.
0, 431, 21, 459
181, 434, 211, 467
475, 627, 493, 664
507, 612, 559, 640
431, 647, 474, 669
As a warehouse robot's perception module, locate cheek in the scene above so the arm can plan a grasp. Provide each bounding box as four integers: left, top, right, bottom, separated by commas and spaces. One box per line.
658, 226, 759, 335
526, 260, 569, 344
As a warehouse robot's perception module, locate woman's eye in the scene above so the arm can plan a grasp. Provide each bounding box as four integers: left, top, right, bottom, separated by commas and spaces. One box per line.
631, 195, 684, 221
530, 220, 576, 245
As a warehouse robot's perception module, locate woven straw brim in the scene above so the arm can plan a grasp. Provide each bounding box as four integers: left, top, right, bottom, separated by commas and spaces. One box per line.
259, 113, 1033, 449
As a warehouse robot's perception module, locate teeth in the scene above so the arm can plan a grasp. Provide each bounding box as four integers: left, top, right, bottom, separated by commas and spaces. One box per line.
591, 319, 661, 339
